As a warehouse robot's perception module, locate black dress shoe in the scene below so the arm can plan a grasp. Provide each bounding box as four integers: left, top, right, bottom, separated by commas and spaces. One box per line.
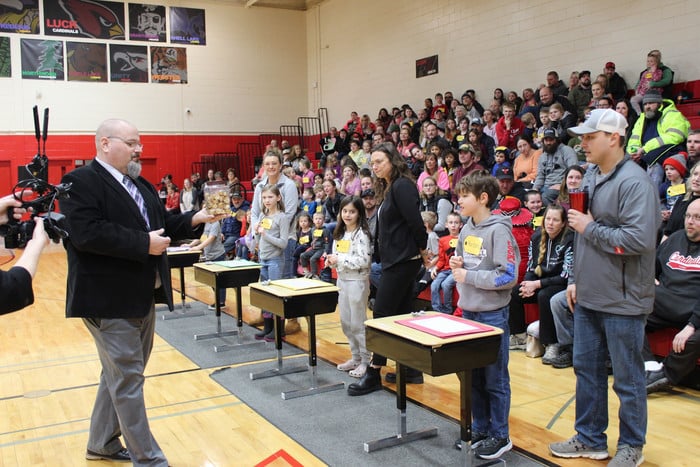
347, 366, 382, 396
385, 367, 424, 384
86, 448, 131, 462
646, 369, 671, 394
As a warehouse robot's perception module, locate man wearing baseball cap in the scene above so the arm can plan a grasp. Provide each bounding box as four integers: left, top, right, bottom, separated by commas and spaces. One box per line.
548, 109, 660, 466
531, 127, 578, 205
626, 89, 690, 189
603, 62, 629, 102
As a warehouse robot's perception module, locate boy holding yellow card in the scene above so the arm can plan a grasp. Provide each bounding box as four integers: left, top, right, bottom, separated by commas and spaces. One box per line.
449, 171, 520, 460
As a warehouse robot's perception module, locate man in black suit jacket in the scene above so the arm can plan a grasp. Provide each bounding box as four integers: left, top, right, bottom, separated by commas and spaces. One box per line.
60, 118, 221, 465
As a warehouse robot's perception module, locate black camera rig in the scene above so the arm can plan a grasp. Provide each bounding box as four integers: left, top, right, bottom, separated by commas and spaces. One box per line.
0, 106, 71, 249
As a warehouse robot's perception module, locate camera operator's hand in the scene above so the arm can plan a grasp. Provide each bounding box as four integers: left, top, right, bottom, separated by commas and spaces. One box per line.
14, 217, 49, 277
0, 194, 25, 225
148, 228, 171, 255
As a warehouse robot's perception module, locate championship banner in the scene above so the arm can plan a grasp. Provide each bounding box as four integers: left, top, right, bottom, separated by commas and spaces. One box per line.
129, 4, 166, 42
66, 42, 106, 82
0, 0, 39, 34
0, 37, 10, 77
110, 44, 148, 83
150, 46, 186, 83
170, 7, 205, 45
44, 0, 125, 40
21, 38, 64, 80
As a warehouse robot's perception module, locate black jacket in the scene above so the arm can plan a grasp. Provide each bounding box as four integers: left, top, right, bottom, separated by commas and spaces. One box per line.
61, 160, 201, 318
376, 177, 427, 269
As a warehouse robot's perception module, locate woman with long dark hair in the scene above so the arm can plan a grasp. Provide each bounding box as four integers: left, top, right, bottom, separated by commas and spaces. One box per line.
348, 143, 429, 396
508, 204, 574, 367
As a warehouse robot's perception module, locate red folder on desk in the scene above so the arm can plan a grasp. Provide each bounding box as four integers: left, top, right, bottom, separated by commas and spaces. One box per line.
395, 314, 494, 338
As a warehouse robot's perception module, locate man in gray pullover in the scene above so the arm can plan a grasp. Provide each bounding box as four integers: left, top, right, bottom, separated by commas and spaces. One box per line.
549, 109, 660, 467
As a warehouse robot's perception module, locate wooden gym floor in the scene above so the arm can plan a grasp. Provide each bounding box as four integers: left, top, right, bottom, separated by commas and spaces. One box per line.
1, 245, 698, 466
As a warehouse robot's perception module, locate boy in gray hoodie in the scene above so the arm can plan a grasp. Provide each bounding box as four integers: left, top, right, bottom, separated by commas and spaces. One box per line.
449, 171, 520, 460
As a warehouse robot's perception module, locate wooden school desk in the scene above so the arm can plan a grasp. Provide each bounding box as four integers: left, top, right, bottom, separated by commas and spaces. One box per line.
193, 260, 262, 352
364, 312, 503, 465
248, 278, 344, 400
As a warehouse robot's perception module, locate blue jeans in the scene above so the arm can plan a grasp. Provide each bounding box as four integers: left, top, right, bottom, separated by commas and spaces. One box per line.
260, 256, 283, 318
551, 290, 573, 346
461, 306, 510, 439
369, 262, 382, 289
282, 238, 296, 279
430, 269, 455, 314
222, 235, 239, 255
573, 305, 647, 449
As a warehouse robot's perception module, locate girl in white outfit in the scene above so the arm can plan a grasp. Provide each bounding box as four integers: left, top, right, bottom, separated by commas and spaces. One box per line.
326, 196, 372, 378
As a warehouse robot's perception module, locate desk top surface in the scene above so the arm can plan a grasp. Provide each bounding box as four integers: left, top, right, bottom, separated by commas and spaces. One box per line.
167, 249, 201, 257
194, 261, 261, 273
249, 279, 339, 298
365, 312, 503, 347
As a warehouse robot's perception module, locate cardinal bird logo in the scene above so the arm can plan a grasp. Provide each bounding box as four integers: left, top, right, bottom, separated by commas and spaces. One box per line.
59, 0, 124, 39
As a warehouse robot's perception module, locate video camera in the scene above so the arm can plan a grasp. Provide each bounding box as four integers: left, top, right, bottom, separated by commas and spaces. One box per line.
0, 106, 71, 249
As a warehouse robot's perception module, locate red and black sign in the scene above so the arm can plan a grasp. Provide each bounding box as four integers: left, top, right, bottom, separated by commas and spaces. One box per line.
416, 55, 438, 79
44, 0, 125, 40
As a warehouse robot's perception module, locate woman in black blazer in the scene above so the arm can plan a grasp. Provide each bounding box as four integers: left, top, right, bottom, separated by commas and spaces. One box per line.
348, 142, 429, 396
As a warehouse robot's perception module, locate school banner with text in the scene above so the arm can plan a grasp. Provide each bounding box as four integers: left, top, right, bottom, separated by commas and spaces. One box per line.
0, 0, 39, 34
44, 0, 125, 39
66, 42, 106, 82
170, 7, 205, 45
110, 44, 148, 83
129, 3, 166, 42
151, 46, 187, 83
0, 37, 10, 77
21, 38, 64, 80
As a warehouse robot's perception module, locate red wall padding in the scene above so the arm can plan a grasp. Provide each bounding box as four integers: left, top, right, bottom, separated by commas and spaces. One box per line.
0, 134, 261, 193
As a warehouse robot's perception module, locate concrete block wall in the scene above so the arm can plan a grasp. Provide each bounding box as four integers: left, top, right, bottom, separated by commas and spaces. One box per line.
306, 0, 700, 127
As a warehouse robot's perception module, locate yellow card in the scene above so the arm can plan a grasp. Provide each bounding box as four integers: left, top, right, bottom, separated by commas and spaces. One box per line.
449, 238, 458, 248
313, 230, 323, 238
667, 184, 686, 197
300, 236, 309, 245
303, 177, 310, 183
316, 205, 323, 213
533, 216, 543, 228
260, 218, 272, 229
303, 205, 309, 211
464, 235, 483, 256
336, 239, 350, 253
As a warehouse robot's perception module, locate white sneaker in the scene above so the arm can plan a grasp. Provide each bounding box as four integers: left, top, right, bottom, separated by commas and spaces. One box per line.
349, 363, 368, 378
337, 359, 360, 371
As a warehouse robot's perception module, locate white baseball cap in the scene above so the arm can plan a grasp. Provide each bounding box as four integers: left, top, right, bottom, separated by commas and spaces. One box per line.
568, 109, 628, 136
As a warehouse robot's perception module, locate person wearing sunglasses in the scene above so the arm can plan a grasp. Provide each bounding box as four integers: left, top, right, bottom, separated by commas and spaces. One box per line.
0, 194, 50, 315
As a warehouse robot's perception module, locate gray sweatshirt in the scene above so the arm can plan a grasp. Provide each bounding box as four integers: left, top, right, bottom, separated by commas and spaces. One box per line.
455, 214, 520, 312
257, 211, 290, 260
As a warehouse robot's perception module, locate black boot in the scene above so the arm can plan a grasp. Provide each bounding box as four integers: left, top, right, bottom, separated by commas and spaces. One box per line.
255, 317, 274, 340
385, 367, 424, 384
263, 317, 286, 342
347, 365, 382, 396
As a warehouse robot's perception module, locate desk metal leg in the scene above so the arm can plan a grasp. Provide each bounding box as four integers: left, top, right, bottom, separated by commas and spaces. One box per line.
250, 317, 306, 380
364, 364, 438, 452
194, 303, 238, 341
281, 314, 344, 400
213, 287, 264, 352
160, 267, 206, 320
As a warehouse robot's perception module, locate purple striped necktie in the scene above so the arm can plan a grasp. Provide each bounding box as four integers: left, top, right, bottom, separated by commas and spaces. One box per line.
123, 175, 151, 229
